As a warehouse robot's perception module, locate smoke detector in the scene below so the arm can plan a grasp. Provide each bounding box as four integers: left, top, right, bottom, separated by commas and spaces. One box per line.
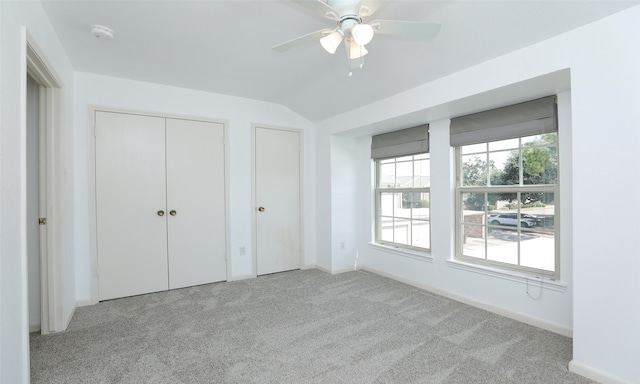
91, 25, 114, 39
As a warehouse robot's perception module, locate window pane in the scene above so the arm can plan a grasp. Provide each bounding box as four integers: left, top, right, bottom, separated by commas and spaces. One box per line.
462, 155, 488, 186
522, 192, 555, 230
455, 128, 558, 276
462, 192, 486, 213
414, 153, 429, 160
520, 230, 555, 272
396, 161, 413, 188
462, 143, 486, 155
462, 224, 485, 259
489, 138, 519, 151
487, 227, 518, 265
522, 133, 557, 148
379, 163, 396, 188
522, 146, 557, 185
413, 192, 430, 219
415, 159, 430, 187
393, 218, 411, 245
487, 193, 518, 220
380, 216, 394, 242
412, 220, 430, 249
494, 150, 520, 185
380, 193, 394, 216
376, 156, 431, 251
397, 193, 412, 218
489, 150, 514, 185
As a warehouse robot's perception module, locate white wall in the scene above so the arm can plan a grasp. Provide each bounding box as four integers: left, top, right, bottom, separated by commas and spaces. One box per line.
316, 6, 640, 383
73, 72, 316, 303
0, 1, 76, 383
329, 135, 367, 272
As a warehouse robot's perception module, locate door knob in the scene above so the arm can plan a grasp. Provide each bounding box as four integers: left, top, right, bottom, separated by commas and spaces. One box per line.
258, 207, 265, 212
157, 210, 165, 216
169, 210, 177, 216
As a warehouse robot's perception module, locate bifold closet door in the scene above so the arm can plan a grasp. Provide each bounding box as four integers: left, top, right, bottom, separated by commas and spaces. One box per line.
165, 119, 226, 289
95, 111, 169, 301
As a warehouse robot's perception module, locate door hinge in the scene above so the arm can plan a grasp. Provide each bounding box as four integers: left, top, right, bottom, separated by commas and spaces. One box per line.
39, 217, 47, 225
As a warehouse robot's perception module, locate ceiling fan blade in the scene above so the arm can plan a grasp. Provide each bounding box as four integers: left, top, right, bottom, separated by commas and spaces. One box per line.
290, 0, 339, 21
272, 29, 331, 52
370, 20, 441, 40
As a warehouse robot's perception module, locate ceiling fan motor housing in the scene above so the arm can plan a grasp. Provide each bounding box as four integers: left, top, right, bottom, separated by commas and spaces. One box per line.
338, 15, 361, 33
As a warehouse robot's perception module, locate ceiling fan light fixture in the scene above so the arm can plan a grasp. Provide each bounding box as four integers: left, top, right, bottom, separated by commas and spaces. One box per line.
320, 31, 343, 54
349, 40, 368, 59
350, 23, 374, 46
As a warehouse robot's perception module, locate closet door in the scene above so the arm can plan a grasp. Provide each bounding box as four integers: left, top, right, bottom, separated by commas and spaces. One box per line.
166, 119, 227, 289
255, 127, 301, 275
95, 111, 169, 301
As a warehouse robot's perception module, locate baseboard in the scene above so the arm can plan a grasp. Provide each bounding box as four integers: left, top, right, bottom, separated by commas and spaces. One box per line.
306, 264, 359, 275
312, 264, 332, 274
361, 265, 572, 338
65, 303, 77, 330
569, 360, 632, 384
228, 274, 255, 282
76, 299, 94, 307
29, 323, 41, 333
330, 266, 359, 275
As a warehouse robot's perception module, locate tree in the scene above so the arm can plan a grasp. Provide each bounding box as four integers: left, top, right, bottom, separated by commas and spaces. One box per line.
497, 133, 557, 205
461, 157, 503, 210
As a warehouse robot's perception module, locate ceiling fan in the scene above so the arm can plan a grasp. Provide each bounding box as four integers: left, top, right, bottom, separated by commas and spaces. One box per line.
273, 0, 441, 74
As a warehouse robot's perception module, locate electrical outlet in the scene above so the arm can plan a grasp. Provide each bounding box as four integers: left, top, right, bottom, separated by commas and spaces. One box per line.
239, 246, 246, 255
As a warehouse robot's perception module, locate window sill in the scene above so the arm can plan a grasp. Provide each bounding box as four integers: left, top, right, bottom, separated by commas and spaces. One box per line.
369, 243, 434, 263
446, 259, 567, 292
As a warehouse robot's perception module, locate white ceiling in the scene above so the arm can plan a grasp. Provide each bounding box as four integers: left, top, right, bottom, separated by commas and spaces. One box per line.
41, 0, 639, 123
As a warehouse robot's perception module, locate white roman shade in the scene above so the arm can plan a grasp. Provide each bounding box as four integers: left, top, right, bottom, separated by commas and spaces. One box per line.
450, 96, 557, 147
371, 124, 429, 159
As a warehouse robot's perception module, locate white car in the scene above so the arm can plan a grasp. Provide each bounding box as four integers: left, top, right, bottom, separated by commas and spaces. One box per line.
488, 213, 538, 228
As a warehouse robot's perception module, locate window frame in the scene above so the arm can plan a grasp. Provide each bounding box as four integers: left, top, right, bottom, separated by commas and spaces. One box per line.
374, 154, 431, 253
454, 135, 560, 279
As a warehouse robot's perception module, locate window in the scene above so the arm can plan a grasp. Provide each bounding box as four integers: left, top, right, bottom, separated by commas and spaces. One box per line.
371, 125, 430, 252
452, 96, 559, 278
375, 154, 430, 251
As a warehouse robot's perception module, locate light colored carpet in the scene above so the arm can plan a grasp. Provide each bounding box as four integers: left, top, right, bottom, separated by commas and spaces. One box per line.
30, 269, 593, 383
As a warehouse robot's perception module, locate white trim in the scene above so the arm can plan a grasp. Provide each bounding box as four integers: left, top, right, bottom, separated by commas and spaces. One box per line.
75, 299, 93, 308
369, 243, 434, 262
568, 360, 633, 384
227, 274, 255, 282
251, 124, 305, 276
64, 303, 77, 329
25, 32, 67, 334
446, 259, 567, 292
302, 265, 360, 275
330, 266, 359, 274
29, 324, 41, 333
362, 264, 572, 337
87, 106, 230, 303
311, 264, 332, 274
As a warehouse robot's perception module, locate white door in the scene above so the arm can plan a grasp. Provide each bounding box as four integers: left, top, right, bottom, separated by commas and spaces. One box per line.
95, 111, 169, 300
166, 118, 227, 289
255, 127, 301, 275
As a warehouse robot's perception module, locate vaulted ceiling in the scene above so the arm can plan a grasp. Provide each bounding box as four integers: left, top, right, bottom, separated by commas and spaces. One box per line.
41, 0, 639, 122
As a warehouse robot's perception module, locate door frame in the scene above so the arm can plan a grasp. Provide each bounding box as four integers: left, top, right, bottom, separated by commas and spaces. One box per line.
251, 124, 304, 277
25, 33, 67, 334
88, 107, 231, 303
